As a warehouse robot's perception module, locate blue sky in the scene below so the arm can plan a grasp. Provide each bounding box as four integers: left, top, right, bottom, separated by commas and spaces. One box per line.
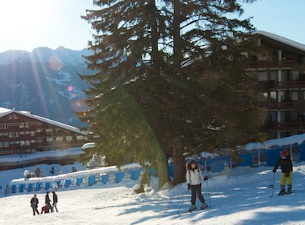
0, 0, 304, 53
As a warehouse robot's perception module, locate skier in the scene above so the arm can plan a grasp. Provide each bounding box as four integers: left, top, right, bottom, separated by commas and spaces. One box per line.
30, 194, 39, 216
273, 150, 293, 195
45, 191, 53, 212
186, 160, 208, 212
52, 190, 58, 212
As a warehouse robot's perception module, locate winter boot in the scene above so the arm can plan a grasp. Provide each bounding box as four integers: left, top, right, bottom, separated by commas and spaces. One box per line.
279, 186, 286, 196
287, 185, 292, 194
200, 202, 208, 210
188, 205, 196, 212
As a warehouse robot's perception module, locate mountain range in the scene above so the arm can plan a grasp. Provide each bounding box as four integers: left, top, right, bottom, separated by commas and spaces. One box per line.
0, 47, 93, 127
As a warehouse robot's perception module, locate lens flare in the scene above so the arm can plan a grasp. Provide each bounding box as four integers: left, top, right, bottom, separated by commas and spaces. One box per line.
68, 86, 73, 92
48, 55, 62, 71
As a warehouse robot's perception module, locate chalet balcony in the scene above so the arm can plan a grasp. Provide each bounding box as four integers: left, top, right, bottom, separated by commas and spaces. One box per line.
258, 101, 294, 110
275, 80, 305, 89
271, 121, 305, 131
248, 60, 295, 69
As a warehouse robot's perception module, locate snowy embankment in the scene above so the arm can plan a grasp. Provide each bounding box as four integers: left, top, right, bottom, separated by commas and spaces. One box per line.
2, 162, 305, 224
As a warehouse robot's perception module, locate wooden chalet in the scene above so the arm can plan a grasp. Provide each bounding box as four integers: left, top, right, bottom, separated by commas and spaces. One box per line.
0, 107, 87, 155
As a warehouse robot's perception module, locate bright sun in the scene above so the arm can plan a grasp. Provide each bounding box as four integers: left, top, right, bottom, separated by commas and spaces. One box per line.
0, 0, 55, 32
0, 0, 57, 50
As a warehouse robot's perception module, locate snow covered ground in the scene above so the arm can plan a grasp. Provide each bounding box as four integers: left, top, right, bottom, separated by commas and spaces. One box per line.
1, 161, 305, 224
2, 133, 305, 224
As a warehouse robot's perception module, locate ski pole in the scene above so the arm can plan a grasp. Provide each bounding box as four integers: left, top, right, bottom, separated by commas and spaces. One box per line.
271, 172, 275, 198
177, 189, 189, 214
205, 179, 211, 208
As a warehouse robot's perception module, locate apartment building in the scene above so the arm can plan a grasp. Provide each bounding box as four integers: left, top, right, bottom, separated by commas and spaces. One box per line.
249, 31, 305, 139
0, 107, 87, 155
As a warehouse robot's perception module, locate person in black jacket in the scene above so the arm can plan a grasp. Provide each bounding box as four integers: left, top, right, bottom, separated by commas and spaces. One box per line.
52, 191, 58, 212
30, 194, 39, 216
45, 191, 53, 212
273, 150, 293, 195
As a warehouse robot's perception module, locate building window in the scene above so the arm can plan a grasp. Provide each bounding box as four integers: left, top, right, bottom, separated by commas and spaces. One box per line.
30, 131, 35, 136
66, 136, 73, 141
292, 71, 299, 81
76, 136, 84, 141
47, 137, 53, 142
270, 91, 277, 101
269, 112, 277, 122
36, 128, 43, 133
20, 141, 30, 146
1, 142, 9, 147
56, 137, 64, 141
291, 91, 298, 101
281, 70, 289, 82
257, 92, 268, 101
9, 114, 18, 119
270, 71, 278, 81
19, 122, 25, 128
9, 132, 19, 138
280, 111, 289, 122
258, 71, 268, 81
25, 122, 30, 128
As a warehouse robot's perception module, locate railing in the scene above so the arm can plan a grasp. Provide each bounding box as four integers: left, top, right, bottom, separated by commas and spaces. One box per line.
275, 80, 305, 89
248, 60, 295, 68
258, 101, 294, 110
271, 122, 305, 131
4, 164, 142, 196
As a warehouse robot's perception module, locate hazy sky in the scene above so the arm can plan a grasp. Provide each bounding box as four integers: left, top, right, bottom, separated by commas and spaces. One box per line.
0, 0, 304, 53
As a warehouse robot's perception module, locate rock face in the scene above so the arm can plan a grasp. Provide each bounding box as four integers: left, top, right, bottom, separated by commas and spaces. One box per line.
0, 47, 93, 126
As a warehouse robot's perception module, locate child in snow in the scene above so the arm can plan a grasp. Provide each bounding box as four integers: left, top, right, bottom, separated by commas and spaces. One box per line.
41, 204, 51, 214
273, 150, 293, 195
186, 160, 208, 212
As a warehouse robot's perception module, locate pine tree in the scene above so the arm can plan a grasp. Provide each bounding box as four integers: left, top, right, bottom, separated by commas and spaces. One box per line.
79, 0, 265, 188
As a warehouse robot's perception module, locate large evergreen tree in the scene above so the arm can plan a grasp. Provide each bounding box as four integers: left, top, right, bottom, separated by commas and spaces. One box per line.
78, 0, 266, 189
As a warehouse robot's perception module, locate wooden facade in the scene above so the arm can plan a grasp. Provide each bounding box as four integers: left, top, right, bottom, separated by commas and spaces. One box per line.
0, 108, 87, 155
249, 31, 305, 139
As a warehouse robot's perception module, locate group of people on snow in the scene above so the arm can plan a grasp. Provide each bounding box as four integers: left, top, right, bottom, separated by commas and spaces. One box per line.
30, 191, 58, 215
185, 150, 293, 212
29, 150, 293, 215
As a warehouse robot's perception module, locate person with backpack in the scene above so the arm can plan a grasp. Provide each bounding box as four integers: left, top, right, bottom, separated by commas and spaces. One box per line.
52, 191, 58, 212
273, 150, 293, 195
186, 160, 208, 212
30, 194, 39, 216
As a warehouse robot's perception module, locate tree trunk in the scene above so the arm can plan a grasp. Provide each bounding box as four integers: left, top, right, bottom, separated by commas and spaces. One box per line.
172, 138, 186, 186
157, 147, 170, 190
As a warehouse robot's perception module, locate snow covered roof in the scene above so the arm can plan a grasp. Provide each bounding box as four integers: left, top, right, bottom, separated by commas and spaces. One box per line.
0, 107, 86, 135
253, 30, 305, 54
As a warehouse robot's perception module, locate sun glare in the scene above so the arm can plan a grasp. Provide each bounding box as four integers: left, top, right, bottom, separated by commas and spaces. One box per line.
0, 0, 58, 51
1, 1, 54, 31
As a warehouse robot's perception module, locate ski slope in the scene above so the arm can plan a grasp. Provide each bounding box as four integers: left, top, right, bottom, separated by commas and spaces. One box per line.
1, 162, 305, 225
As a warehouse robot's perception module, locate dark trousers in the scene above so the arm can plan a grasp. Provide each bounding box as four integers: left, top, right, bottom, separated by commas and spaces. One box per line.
32, 207, 39, 215
190, 184, 205, 205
